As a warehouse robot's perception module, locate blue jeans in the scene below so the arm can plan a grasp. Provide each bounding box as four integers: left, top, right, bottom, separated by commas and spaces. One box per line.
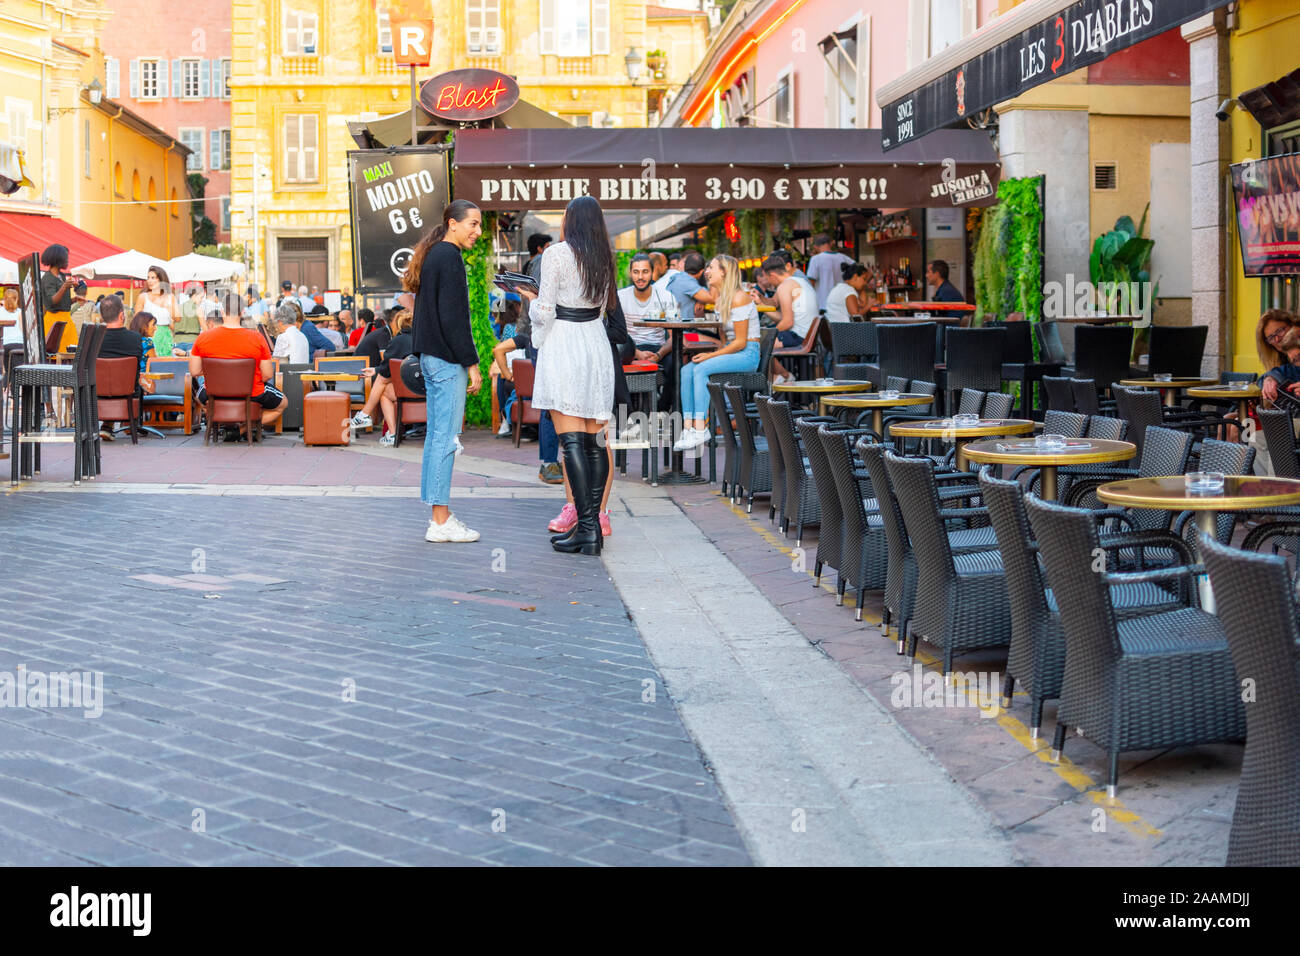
539, 410, 557, 464
680, 341, 760, 419
420, 354, 467, 507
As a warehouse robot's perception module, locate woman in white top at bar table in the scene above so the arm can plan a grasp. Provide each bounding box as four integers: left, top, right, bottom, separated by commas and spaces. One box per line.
823, 262, 873, 322
674, 254, 761, 451
136, 265, 179, 359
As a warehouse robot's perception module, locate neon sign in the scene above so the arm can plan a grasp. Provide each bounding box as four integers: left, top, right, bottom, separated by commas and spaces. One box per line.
419, 69, 520, 123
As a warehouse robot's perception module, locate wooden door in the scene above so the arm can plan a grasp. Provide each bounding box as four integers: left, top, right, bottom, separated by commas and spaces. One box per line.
278, 237, 328, 291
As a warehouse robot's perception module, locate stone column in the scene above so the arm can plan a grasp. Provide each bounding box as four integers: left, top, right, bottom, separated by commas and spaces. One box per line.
1182, 10, 1230, 376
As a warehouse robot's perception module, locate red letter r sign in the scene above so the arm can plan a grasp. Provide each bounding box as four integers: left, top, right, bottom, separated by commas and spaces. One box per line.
394, 19, 433, 67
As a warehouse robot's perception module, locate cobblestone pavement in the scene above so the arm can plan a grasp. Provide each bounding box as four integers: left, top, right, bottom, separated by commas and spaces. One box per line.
0, 492, 749, 866
668, 481, 1239, 866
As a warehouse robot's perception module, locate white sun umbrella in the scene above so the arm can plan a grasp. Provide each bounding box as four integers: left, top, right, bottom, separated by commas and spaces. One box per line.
0, 256, 17, 285
166, 252, 247, 284
74, 248, 160, 280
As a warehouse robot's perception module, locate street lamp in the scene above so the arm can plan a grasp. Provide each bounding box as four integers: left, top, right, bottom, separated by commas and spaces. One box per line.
47, 78, 104, 117
624, 47, 644, 85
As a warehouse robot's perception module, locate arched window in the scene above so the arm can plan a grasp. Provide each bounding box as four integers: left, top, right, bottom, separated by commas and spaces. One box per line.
114, 162, 123, 196
131, 170, 141, 201
170, 187, 178, 218
148, 177, 157, 208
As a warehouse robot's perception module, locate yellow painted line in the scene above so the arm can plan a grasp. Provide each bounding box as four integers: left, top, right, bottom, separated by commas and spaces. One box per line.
717, 491, 1162, 839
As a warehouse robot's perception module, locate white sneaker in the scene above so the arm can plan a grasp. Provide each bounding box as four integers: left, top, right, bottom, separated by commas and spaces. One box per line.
673, 428, 706, 452
454, 435, 465, 456
425, 514, 480, 543
497, 419, 512, 436
351, 411, 373, 428
378, 434, 395, 447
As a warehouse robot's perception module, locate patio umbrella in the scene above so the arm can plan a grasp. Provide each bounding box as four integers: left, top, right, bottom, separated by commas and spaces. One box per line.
166, 252, 247, 283
0, 256, 17, 285
75, 248, 160, 280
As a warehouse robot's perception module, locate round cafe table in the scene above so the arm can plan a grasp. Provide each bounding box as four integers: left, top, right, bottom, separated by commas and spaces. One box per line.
631, 319, 724, 484
1185, 383, 1261, 425
821, 391, 932, 436
1096, 475, 1300, 612
1118, 377, 1217, 407
888, 418, 1035, 471
963, 437, 1135, 501
772, 378, 872, 416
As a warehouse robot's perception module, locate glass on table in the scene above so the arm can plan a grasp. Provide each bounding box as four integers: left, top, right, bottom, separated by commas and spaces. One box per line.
1035, 433, 1068, 451
952, 413, 980, 427
1154, 372, 1173, 383
879, 389, 900, 400
1185, 471, 1225, 494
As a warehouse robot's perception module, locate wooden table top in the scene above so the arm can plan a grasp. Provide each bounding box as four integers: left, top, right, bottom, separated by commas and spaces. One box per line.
870, 302, 975, 312
773, 379, 872, 394
0, 319, 15, 327
1049, 315, 1141, 324
1097, 475, 1300, 511
871, 314, 965, 324
963, 437, 1136, 467
141, 372, 174, 380
1118, 378, 1217, 390
1185, 384, 1261, 400
820, 392, 933, 409
888, 418, 1036, 439
301, 372, 362, 382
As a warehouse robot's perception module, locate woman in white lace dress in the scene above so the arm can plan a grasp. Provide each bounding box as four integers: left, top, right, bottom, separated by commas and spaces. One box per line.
519, 196, 618, 557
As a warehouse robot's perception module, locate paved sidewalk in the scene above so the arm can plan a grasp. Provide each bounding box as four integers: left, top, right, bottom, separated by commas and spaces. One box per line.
0, 492, 749, 865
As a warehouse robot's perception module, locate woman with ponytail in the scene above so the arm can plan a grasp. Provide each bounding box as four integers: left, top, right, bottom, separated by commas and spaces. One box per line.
517, 195, 619, 557
405, 199, 485, 544
672, 254, 760, 451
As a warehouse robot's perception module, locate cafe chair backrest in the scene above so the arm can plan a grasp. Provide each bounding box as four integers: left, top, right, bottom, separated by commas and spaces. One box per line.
95, 356, 138, 398
44, 320, 67, 357
201, 357, 255, 399
146, 357, 190, 397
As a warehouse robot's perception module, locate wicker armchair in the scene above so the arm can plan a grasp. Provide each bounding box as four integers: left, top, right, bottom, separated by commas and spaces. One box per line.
1200, 531, 1300, 865
1170, 438, 1256, 548
726, 385, 771, 512
752, 393, 784, 521
819, 427, 886, 615
1025, 495, 1244, 797
707, 381, 739, 499
884, 449, 1012, 673
768, 398, 832, 546
980, 470, 1195, 738
1258, 407, 1300, 478
797, 418, 851, 589
1064, 425, 1194, 531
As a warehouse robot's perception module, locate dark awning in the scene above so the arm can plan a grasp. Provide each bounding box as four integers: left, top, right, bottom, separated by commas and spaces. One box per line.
1239, 69, 1300, 131
452, 126, 1000, 211
876, 0, 1227, 151
347, 98, 571, 149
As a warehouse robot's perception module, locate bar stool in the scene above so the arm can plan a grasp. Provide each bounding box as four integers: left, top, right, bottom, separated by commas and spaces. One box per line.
10, 322, 103, 485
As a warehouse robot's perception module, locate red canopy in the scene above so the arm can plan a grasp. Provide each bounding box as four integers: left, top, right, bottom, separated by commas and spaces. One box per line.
0, 211, 124, 268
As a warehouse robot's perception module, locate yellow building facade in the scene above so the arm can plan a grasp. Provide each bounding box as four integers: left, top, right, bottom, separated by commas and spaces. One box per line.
229, 0, 710, 292
1227, 0, 1300, 371
0, 0, 190, 260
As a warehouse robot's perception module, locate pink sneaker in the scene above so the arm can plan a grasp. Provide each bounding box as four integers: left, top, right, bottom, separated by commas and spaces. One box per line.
548, 503, 578, 533
599, 511, 612, 537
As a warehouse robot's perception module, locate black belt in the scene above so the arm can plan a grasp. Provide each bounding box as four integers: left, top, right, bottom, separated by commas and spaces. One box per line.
555, 305, 602, 323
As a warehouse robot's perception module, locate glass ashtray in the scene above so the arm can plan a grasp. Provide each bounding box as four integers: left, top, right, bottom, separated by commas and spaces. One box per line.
879, 390, 900, 400
952, 413, 981, 427
1185, 471, 1225, 494
1154, 373, 1174, 383
1035, 434, 1068, 450
819, 378, 834, 386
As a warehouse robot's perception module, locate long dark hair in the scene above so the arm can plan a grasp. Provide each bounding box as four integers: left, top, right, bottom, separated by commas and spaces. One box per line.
562, 196, 617, 309
404, 199, 479, 293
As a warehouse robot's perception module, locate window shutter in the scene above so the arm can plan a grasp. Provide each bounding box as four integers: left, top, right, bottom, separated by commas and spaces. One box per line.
303, 116, 317, 181
592, 0, 610, 55
856, 17, 871, 128
907, 0, 927, 70
539, 0, 555, 55
172, 60, 182, 96
788, 70, 797, 128
106, 58, 120, 98
285, 115, 299, 181
157, 61, 169, 98
129, 58, 139, 98
210, 130, 221, 171
197, 59, 209, 97
217, 59, 226, 96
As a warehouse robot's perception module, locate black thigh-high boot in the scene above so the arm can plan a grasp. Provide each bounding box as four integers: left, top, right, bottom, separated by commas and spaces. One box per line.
552, 432, 601, 555
586, 429, 610, 533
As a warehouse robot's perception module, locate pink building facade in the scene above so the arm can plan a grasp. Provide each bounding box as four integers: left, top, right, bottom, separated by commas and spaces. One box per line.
101, 1, 232, 244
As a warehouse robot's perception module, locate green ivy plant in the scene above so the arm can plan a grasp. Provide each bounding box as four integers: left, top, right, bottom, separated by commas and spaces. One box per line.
738, 209, 764, 258
973, 175, 1044, 334
462, 213, 496, 427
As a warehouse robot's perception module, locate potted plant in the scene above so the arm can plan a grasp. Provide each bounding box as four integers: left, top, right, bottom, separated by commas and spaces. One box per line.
646, 49, 666, 76
1089, 204, 1158, 361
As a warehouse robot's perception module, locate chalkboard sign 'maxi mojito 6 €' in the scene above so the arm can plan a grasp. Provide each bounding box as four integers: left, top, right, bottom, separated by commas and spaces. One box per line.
348, 146, 451, 294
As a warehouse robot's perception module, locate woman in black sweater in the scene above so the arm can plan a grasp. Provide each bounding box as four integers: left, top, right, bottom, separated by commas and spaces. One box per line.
403, 200, 484, 544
